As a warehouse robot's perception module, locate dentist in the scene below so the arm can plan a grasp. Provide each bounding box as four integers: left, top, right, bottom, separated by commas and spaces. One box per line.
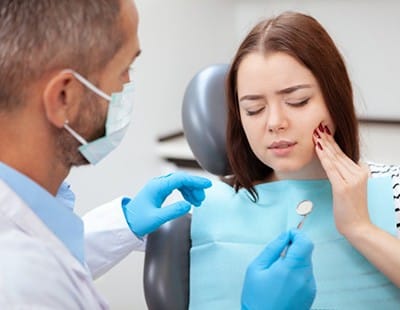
0, 0, 315, 309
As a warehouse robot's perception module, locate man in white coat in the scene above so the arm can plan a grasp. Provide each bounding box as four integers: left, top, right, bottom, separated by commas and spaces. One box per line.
0, 0, 316, 309
0, 0, 212, 308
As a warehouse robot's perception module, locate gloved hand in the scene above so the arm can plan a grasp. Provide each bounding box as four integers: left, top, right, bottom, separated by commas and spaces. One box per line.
241, 229, 316, 310
123, 172, 212, 237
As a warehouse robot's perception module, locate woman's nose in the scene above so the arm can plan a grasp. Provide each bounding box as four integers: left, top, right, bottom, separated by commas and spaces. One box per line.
267, 104, 288, 133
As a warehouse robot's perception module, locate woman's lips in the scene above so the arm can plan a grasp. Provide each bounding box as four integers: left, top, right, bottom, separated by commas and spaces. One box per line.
268, 141, 297, 156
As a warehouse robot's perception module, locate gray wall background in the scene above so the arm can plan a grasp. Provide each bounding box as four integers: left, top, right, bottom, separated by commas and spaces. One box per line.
65, 1, 400, 308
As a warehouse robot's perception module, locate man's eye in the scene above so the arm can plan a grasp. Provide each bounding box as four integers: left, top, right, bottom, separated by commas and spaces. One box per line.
287, 98, 309, 106
246, 107, 265, 116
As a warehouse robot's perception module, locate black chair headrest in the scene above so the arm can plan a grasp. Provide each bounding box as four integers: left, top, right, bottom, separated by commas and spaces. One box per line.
182, 64, 230, 176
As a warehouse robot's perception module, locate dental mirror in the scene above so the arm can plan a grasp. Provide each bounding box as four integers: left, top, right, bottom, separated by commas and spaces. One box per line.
281, 200, 314, 257
296, 200, 313, 229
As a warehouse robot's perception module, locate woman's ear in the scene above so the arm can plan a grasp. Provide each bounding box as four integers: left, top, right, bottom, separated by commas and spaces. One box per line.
42, 70, 82, 128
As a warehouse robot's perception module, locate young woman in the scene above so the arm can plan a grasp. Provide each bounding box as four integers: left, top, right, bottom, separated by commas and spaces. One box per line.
189, 12, 400, 309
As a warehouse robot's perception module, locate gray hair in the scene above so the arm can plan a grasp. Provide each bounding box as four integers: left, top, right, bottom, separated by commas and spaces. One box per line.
0, 0, 123, 111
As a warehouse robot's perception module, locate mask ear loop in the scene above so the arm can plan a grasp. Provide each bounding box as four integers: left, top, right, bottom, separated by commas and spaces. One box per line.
62, 69, 112, 101
61, 69, 112, 146
63, 120, 88, 145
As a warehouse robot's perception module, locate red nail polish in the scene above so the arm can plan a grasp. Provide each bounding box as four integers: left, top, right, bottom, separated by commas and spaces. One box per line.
325, 126, 331, 135
318, 123, 325, 132
313, 129, 321, 138
317, 142, 323, 150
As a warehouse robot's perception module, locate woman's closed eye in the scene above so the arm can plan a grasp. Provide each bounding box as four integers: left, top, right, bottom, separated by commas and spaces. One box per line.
286, 98, 310, 107
246, 106, 265, 116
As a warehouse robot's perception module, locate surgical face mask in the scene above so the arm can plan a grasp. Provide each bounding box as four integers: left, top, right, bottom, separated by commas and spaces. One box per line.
63, 70, 134, 165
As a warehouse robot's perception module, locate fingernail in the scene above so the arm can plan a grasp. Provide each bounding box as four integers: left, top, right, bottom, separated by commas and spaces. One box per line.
317, 142, 323, 150
318, 123, 325, 133
313, 129, 321, 139
324, 126, 331, 135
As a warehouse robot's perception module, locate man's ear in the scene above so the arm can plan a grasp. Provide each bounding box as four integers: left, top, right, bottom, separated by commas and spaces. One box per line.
42, 70, 82, 128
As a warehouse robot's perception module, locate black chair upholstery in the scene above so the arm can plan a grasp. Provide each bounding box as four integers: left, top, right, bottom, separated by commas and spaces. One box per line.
143, 214, 191, 310
143, 64, 230, 310
182, 63, 230, 176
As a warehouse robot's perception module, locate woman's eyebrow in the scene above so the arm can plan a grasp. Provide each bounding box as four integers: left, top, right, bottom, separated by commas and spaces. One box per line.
276, 84, 312, 95
239, 84, 313, 102
239, 94, 265, 103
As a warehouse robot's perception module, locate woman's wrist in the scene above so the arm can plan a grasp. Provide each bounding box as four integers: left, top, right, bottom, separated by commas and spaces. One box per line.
341, 220, 376, 245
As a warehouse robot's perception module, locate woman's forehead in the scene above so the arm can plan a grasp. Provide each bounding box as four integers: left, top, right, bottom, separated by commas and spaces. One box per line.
236, 52, 318, 94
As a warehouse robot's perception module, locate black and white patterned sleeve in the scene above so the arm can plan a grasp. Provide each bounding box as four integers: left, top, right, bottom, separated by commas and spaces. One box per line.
368, 162, 400, 237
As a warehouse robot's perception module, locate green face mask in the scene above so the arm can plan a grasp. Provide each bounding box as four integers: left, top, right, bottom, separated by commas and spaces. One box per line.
63, 70, 134, 164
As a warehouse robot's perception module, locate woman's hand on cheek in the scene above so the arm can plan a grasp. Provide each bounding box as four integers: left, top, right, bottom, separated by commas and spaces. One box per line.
312, 123, 371, 238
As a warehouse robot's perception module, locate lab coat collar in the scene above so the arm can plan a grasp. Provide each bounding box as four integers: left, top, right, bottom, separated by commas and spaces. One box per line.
0, 162, 84, 265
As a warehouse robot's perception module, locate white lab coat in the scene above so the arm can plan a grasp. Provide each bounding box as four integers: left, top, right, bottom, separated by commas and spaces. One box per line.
0, 179, 146, 309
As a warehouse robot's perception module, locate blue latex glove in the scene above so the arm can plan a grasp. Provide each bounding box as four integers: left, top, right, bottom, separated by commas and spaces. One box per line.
241, 229, 316, 310
123, 172, 212, 237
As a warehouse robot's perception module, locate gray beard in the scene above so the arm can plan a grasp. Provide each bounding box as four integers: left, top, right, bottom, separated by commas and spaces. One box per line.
56, 91, 106, 168
56, 129, 89, 168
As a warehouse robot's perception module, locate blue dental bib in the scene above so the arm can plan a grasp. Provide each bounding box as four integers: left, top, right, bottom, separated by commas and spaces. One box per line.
190, 177, 399, 309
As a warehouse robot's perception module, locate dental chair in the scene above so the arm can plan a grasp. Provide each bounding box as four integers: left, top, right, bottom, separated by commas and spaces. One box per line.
143, 64, 230, 310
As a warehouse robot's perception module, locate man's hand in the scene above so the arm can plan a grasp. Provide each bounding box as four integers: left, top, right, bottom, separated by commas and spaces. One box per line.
123, 172, 212, 237
241, 229, 316, 310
